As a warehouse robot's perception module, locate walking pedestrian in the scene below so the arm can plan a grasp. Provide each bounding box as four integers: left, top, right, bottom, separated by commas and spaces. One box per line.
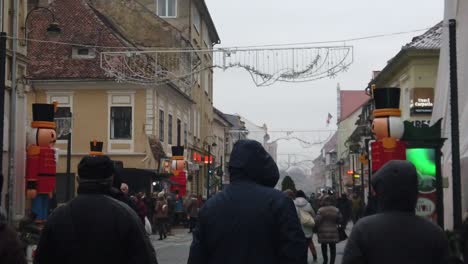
174, 192, 185, 226
336, 194, 352, 227
315, 195, 342, 264
119, 182, 138, 212
34, 155, 158, 264
0, 207, 27, 264
295, 190, 318, 262
351, 193, 363, 224
136, 192, 148, 225
166, 192, 176, 235
187, 140, 307, 264
342, 160, 449, 264
187, 194, 199, 233
154, 192, 168, 240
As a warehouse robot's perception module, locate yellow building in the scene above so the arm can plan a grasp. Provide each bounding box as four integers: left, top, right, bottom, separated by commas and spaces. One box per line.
371, 22, 441, 125
26, 0, 220, 200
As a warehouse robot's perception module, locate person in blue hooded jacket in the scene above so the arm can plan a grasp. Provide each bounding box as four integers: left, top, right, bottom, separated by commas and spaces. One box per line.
187, 140, 307, 264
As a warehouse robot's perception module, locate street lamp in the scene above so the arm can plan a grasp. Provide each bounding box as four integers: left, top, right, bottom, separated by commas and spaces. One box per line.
24, 6, 62, 41
203, 136, 217, 199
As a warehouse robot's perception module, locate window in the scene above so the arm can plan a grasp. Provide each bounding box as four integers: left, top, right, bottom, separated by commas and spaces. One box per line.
110, 107, 132, 139
48, 93, 73, 142
72, 47, 96, 59
55, 107, 72, 140
176, 118, 181, 145
159, 110, 165, 142
168, 114, 173, 145
204, 71, 210, 95
192, 8, 201, 33
157, 0, 177, 17
184, 122, 188, 147
204, 30, 212, 48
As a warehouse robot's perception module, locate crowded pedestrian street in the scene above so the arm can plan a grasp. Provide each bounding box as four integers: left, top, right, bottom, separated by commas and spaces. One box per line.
152, 227, 349, 264
1, 0, 468, 263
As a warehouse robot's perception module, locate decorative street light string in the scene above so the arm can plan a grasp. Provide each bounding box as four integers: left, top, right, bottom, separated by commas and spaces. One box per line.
5, 26, 431, 50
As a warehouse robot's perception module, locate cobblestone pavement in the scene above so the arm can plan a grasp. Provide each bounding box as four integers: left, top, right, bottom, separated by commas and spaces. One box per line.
151, 226, 350, 264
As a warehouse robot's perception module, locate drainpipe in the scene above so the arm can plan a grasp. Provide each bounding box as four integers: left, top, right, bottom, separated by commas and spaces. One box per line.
7, 0, 19, 224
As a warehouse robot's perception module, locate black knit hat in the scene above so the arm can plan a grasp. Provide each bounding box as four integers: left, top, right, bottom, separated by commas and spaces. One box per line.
32, 103, 55, 122
78, 155, 114, 180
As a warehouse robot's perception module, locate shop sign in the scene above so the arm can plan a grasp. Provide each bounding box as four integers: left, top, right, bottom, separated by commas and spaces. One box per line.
416, 197, 436, 217
410, 120, 431, 128
410, 88, 434, 115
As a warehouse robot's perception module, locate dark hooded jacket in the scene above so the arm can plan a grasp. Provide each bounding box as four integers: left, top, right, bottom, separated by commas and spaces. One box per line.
188, 140, 307, 264
34, 156, 158, 264
342, 160, 449, 264
0, 207, 27, 264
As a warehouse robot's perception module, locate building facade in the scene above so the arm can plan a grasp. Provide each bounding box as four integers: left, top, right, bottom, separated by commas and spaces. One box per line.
372, 22, 441, 127
26, 0, 220, 201
1, 0, 30, 218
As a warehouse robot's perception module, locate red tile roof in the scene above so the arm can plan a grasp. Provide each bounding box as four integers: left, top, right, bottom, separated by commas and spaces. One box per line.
339, 90, 370, 123
27, 0, 132, 80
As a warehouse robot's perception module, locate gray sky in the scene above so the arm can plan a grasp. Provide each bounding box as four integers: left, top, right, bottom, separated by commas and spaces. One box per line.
206, 0, 443, 167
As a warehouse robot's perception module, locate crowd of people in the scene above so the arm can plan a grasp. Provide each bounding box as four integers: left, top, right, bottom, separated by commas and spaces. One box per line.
118, 184, 203, 240
0, 139, 467, 264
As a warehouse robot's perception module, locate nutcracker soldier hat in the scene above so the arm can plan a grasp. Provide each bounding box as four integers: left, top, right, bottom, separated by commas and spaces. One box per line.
89, 139, 104, 156
31, 103, 57, 129
372, 86, 401, 117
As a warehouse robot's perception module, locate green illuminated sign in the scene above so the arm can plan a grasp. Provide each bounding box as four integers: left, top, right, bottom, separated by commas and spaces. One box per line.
407, 148, 437, 221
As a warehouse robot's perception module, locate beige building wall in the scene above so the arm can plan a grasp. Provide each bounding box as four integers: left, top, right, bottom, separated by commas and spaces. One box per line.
29, 81, 151, 176
375, 55, 439, 123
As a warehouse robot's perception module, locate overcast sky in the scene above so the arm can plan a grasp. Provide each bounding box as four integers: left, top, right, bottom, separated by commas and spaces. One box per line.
206, 0, 443, 167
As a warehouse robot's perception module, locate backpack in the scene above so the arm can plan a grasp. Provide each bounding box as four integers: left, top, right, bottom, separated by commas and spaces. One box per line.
297, 208, 315, 227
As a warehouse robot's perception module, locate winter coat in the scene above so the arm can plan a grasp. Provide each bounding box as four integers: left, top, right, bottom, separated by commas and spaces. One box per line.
188, 140, 307, 264
136, 198, 148, 224
336, 196, 352, 224
0, 223, 27, 264
294, 197, 316, 238
155, 200, 168, 219
342, 160, 449, 264
34, 183, 158, 264
315, 206, 341, 244
186, 198, 199, 218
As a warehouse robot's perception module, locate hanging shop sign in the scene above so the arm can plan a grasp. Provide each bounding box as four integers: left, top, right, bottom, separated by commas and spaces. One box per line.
410, 88, 434, 115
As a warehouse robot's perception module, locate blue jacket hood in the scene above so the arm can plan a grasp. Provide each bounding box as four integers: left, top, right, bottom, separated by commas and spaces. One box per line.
228, 140, 279, 188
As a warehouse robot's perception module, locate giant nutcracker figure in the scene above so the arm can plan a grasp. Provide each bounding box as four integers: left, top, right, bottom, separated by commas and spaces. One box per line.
371, 86, 406, 172
26, 103, 58, 222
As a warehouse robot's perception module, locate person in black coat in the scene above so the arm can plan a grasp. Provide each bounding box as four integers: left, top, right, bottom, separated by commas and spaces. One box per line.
336, 194, 352, 226
342, 160, 449, 264
187, 140, 307, 264
34, 155, 158, 264
0, 207, 27, 264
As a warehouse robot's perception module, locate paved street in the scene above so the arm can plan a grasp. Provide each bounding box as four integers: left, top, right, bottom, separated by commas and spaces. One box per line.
151, 229, 192, 264
151, 226, 350, 264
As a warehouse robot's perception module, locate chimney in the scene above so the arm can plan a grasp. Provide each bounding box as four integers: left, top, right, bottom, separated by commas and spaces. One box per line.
372, 71, 381, 80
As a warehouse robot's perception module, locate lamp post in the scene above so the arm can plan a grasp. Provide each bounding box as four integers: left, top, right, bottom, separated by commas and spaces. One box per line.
24, 6, 61, 40
448, 19, 462, 229
337, 159, 344, 195
203, 136, 217, 199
